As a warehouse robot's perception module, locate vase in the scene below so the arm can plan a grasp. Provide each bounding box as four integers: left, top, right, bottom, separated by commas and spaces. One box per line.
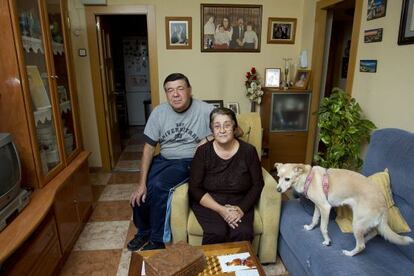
250, 101, 256, 112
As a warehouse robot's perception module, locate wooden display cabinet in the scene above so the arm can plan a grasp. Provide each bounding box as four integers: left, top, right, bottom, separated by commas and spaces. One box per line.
0, 0, 82, 188
260, 88, 311, 171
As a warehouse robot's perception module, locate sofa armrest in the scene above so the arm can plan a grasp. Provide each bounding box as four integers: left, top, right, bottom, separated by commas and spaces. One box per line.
171, 183, 190, 243
256, 168, 281, 263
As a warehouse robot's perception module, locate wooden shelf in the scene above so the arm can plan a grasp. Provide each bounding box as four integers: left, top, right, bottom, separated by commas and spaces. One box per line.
0, 151, 89, 264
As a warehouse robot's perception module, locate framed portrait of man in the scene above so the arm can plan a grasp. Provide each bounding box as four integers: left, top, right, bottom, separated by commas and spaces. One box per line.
165, 17, 192, 49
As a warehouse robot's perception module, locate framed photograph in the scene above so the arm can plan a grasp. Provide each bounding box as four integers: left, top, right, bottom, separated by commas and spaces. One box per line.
165, 17, 192, 49
360, 60, 378, 73
398, 0, 414, 45
226, 102, 240, 114
264, 68, 281, 88
205, 100, 224, 108
200, 4, 262, 52
267, 17, 297, 44
292, 69, 311, 89
367, 0, 387, 21
364, 28, 383, 43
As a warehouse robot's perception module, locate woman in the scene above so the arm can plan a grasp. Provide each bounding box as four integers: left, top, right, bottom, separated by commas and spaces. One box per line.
189, 107, 264, 244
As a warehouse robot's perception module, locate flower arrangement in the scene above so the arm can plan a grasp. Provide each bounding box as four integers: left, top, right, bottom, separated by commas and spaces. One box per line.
245, 67, 263, 105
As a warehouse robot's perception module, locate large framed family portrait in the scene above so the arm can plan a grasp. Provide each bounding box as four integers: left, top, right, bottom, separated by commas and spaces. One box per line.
201, 4, 262, 52
165, 17, 192, 49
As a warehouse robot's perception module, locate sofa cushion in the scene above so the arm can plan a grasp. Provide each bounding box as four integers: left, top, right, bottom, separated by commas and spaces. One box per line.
335, 169, 411, 233
362, 128, 414, 210
279, 200, 414, 276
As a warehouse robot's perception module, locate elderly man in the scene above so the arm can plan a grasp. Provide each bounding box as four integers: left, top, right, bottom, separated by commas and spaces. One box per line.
128, 73, 213, 251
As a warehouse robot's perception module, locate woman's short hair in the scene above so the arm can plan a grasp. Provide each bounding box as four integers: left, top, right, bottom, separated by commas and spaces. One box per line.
209, 107, 238, 131
163, 73, 191, 89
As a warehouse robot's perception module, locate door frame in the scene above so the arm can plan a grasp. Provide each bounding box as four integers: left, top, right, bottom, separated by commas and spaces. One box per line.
85, 5, 159, 171
305, 0, 363, 163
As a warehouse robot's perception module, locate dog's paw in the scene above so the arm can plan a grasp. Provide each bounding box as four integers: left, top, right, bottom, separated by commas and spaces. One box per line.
342, 250, 355, 257
304, 224, 314, 231
322, 240, 331, 246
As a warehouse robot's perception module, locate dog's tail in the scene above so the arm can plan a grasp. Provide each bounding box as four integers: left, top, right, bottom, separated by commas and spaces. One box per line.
377, 215, 413, 245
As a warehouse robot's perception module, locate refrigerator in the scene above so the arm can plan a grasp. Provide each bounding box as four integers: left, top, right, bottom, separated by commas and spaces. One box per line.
123, 37, 151, 126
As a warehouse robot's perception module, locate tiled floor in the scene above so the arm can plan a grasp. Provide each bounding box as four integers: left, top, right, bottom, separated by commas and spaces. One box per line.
59, 127, 289, 275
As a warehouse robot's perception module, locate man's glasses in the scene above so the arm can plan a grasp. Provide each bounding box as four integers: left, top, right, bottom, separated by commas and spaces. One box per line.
212, 123, 233, 132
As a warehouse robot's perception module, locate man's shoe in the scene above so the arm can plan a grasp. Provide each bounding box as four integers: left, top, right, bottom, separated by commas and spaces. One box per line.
127, 236, 148, 251
141, 241, 165, 251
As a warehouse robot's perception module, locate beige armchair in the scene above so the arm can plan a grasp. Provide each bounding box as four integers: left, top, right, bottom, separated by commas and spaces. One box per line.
170, 112, 281, 263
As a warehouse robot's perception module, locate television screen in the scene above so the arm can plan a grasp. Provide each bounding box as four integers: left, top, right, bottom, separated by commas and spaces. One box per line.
0, 133, 22, 211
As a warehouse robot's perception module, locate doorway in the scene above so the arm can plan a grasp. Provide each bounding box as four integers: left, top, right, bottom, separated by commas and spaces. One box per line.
85, 5, 159, 171
305, 0, 362, 163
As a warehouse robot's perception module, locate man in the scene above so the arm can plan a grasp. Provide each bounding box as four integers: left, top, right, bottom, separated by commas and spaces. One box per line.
128, 73, 214, 251
230, 17, 245, 49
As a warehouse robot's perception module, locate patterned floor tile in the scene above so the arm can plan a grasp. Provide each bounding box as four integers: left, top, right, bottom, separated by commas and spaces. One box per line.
124, 221, 137, 249
119, 152, 140, 161
116, 248, 132, 276
92, 185, 106, 203
114, 160, 140, 172
99, 184, 135, 201
108, 172, 140, 184
60, 249, 122, 276
263, 257, 289, 276
73, 221, 130, 251
89, 201, 132, 222
89, 172, 112, 186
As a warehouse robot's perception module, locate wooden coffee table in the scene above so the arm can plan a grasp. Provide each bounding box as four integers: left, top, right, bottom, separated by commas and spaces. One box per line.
128, 241, 266, 275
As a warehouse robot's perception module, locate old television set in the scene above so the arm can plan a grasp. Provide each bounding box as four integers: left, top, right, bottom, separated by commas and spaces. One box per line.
0, 133, 30, 231
270, 92, 311, 132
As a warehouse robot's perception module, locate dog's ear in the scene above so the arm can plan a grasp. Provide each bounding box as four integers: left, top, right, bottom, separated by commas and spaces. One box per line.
293, 164, 305, 174
274, 163, 283, 171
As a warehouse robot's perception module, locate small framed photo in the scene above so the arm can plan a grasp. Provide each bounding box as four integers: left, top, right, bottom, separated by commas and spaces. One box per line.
267, 17, 297, 44
364, 28, 383, 43
398, 0, 414, 45
205, 100, 224, 108
292, 69, 311, 89
264, 68, 281, 87
360, 60, 377, 73
367, 0, 387, 21
165, 17, 192, 49
226, 102, 240, 114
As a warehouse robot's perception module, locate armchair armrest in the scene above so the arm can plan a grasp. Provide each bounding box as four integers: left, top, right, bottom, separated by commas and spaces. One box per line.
256, 168, 281, 263
170, 183, 190, 243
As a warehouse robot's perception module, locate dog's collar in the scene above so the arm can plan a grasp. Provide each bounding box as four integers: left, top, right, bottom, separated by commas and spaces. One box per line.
303, 168, 329, 198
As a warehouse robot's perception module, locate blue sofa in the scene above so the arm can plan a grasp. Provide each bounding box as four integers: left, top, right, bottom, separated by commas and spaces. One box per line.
278, 128, 414, 275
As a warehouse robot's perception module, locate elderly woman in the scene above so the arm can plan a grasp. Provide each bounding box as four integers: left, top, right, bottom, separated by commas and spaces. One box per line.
189, 107, 264, 244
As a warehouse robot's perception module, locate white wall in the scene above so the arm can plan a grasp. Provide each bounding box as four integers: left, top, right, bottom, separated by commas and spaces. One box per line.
69, 0, 315, 166
352, 0, 414, 132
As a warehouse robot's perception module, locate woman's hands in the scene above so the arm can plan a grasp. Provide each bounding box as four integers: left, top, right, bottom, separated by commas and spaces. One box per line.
219, 205, 244, 229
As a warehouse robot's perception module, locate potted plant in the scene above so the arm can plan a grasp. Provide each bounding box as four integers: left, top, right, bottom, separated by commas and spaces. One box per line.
314, 88, 376, 170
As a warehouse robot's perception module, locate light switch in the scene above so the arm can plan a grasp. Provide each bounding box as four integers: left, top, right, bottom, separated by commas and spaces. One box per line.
78, 48, 87, 57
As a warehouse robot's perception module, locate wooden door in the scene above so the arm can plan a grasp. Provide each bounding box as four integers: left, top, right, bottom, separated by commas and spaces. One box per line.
96, 15, 121, 169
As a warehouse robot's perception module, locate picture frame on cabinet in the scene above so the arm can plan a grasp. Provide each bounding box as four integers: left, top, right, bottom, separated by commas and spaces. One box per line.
26, 65, 51, 110
367, 0, 387, 21
165, 17, 192, 49
267, 17, 297, 44
201, 4, 262, 52
264, 68, 281, 87
205, 100, 224, 108
292, 69, 311, 89
398, 0, 414, 45
226, 102, 240, 114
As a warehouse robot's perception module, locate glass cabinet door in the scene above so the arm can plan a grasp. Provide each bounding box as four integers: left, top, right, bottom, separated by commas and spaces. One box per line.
16, 0, 62, 175
45, 0, 78, 158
